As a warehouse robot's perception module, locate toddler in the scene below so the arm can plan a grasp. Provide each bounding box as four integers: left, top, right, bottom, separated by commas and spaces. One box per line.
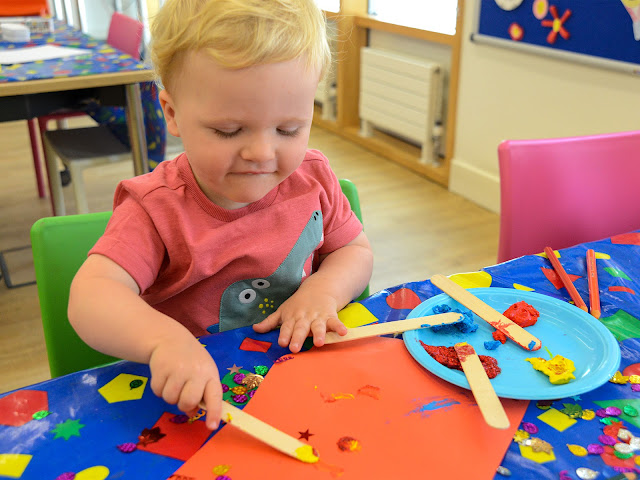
68, 0, 373, 430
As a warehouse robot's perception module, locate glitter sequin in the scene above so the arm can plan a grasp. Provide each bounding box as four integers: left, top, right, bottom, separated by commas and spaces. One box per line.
230, 386, 247, 395
32, 410, 51, 420
606, 406, 623, 416
522, 422, 538, 434
170, 414, 189, 424
254, 365, 269, 376
567, 444, 588, 456
233, 373, 245, 384
496, 465, 511, 476
624, 405, 639, 417
581, 409, 596, 420
212, 465, 231, 475
615, 442, 634, 455
117, 442, 137, 453
587, 444, 605, 454
576, 467, 599, 479
629, 375, 640, 384
610, 371, 629, 384
598, 434, 618, 445
241, 374, 264, 390
232, 394, 248, 403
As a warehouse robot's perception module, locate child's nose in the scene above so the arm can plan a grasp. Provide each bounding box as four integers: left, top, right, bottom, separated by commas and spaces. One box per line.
241, 133, 275, 163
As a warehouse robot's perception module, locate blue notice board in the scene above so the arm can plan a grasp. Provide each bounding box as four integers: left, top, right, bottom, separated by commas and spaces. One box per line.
473, 0, 640, 74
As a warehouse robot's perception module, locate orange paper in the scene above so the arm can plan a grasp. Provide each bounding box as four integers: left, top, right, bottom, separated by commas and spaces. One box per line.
172, 337, 528, 479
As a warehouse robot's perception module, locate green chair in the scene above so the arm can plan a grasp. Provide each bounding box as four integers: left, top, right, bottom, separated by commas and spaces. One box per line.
339, 178, 370, 301
31, 211, 118, 378
30, 179, 369, 376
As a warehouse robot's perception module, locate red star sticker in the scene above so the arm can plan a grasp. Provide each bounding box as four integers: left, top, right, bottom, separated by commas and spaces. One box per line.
541, 5, 571, 44
298, 429, 314, 441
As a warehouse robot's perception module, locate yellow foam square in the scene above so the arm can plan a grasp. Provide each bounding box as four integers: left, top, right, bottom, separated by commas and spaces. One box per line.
0, 454, 33, 478
537, 408, 577, 431
337, 302, 378, 328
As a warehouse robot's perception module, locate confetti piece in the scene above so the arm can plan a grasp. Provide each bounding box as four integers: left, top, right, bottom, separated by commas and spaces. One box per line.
567, 444, 588, 456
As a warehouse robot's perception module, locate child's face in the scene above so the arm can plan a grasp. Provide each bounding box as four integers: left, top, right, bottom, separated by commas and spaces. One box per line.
159, 51, 320, 209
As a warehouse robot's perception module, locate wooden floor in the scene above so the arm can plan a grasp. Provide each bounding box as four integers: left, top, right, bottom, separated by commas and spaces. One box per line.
0, 120, 499, 394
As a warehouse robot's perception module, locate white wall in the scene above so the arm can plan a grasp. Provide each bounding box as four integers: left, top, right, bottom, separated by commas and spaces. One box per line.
449, 0, 640, 213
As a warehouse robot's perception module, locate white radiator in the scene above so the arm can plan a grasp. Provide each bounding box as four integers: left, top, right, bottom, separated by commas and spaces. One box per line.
359, 47, 444, 164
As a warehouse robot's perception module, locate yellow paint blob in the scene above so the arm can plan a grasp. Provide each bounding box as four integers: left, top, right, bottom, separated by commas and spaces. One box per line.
567, 444, 588, 456
611, 371, 630, 384
295, 444, 319, 464
629, 375, 640, 384
526, 355, 576, 384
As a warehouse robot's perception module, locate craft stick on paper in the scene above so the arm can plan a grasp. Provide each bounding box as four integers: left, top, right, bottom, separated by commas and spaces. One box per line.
543, 247, 588, 312
198, 401, 319, 464
430, 274, 541, 351
454, 342, 510, 430
324, 312, 463, 344
586, 249, 601, 319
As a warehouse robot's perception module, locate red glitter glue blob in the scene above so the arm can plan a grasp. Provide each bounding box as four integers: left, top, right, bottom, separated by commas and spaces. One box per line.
420, 342, 501, 379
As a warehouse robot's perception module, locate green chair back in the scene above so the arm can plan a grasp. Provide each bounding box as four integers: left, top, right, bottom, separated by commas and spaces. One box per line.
31, 211, 118, 377
339, 178, 370, 301
30, 179, 368, 377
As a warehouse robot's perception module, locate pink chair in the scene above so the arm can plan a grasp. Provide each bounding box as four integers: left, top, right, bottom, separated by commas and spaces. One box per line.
497, 130, 640, 263
28, 12, 144, 202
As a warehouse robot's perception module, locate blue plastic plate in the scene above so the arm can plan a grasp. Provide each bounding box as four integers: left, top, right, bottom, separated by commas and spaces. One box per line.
403, 288, 621, 400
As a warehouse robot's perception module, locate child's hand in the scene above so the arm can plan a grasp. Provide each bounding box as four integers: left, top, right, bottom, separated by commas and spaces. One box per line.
148, 337, 222, 430
253, 290, 347, 352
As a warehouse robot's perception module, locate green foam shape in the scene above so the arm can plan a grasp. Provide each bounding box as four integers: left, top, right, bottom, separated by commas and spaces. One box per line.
598, 309, 640, 341
604, 267, 631, 280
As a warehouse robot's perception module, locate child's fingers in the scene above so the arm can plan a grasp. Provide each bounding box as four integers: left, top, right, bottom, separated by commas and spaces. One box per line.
202, 380, 222, 430
177, 379, 205, 415
287, 318, 314, 353
326, 316, 347, 336
252, 311, 281, 333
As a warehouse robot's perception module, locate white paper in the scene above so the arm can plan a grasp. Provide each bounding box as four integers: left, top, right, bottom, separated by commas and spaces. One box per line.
0, 45, 91, 65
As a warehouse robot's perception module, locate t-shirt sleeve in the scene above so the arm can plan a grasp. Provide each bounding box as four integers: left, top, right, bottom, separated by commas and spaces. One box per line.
310, 151, 364, 255
88, 184, 166, 293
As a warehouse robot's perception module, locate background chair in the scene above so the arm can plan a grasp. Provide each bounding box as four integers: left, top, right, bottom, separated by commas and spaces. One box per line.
497, 130, 640, 263
30, 179, 368, 376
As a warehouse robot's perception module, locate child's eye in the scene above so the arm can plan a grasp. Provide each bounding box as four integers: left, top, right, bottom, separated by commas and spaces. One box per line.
277, 128, 300, 137
213, 129, 240, 138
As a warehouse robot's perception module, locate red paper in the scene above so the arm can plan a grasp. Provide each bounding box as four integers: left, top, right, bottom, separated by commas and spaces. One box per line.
172, 337, 528, 479
137, 412, 212, 461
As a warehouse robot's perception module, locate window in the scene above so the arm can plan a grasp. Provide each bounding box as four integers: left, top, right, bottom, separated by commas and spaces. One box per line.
316, 0, 339, 13
368, 0, 458, 35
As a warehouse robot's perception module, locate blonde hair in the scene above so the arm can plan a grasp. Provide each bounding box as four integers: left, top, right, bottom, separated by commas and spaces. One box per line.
150, 0, 331, 91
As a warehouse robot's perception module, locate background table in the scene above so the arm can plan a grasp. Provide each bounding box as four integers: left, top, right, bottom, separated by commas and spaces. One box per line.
2, 231, 640, 479
0, 21, 154, 215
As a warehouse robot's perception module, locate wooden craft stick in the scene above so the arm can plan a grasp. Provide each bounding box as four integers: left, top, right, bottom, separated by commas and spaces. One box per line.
586, 249, 601, 319
323, 312, 463, 344
543, 247, 588, 312
198, 401, 319, 464
454, 342, 510, 430
430, 274, 541, 351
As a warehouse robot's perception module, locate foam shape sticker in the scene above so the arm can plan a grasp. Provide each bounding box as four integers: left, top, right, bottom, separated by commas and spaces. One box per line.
136, 412, 213, 461
384, 287, 421, 310
449, 271, 492, 288
74, 465, 110, 480
537, 408, 577, 432
598, 309, 640, 341
0, 454, 32, 478
0, 390, 48, 427
98, 373, 148, 403
513, 283, 534, 291
172, 337, 528, 479
337, 302, 378, 328
239, 337, 272, 353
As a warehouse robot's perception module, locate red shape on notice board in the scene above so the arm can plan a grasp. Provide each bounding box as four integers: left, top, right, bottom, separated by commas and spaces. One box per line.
136, 412, 212, 461
0, 390, 48, 427
612, 232, 640, 246
609, 286, 636, 295
239, 337, 272, 353
172, 337, 528, 479
541, 267, 580, 290
385, 288, 422, 310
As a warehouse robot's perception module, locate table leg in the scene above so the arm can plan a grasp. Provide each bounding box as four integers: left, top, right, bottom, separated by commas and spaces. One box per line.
125, 83, 149, 176
42, 134, 65, 216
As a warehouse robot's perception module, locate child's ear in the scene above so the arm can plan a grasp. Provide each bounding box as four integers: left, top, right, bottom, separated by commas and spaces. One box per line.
159, 89, 180, 137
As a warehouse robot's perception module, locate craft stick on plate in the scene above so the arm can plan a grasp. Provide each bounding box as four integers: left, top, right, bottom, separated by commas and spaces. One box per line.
198, 401, 319, 464
430, 274, 541, 351
544, 247, 588, 312
454, 342, 510, 429
323, 312, 463, 344
586, 249, 601, 319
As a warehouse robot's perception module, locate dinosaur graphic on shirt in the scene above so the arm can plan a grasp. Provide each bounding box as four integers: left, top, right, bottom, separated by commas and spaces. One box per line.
211, 210, 323, 333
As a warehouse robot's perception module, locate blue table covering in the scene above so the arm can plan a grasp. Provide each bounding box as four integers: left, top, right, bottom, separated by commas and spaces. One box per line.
2, 231, 640, 479
0, 21, 149, 83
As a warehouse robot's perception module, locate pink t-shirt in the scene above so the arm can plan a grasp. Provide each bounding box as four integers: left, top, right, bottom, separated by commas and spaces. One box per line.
89, 149, 362, 336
